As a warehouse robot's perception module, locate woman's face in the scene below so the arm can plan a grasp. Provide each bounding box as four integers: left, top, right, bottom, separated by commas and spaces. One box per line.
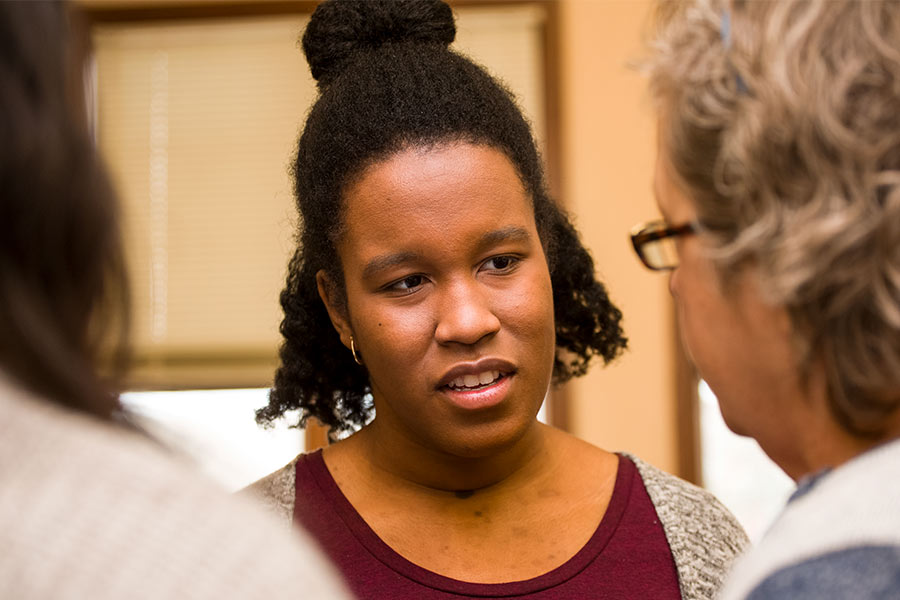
655, 131, 808, 467
320, 142, 556, 458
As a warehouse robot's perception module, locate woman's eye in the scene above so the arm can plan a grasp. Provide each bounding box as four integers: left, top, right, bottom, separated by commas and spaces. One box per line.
482, 255, 519, 272
389, 274, 425, 292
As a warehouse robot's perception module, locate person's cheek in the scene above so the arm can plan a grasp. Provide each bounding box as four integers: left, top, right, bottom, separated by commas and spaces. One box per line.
668, 268, 679, 300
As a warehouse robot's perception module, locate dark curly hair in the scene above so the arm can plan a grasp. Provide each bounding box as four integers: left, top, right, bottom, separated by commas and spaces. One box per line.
257, 0, 626, 436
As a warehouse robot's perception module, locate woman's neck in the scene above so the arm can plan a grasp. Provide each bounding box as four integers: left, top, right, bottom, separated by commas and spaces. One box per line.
773, 372, 900, 480
335, 418, 554, 496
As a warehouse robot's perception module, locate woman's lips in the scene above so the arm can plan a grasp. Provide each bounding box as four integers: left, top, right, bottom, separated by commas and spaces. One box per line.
440, 372, 512, 410
437, 357, 517, 388
436, 358, 517, 410
445, 369, 504, 390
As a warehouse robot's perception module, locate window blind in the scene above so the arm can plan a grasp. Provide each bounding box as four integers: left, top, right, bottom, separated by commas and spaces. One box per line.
92, 6, 547, 390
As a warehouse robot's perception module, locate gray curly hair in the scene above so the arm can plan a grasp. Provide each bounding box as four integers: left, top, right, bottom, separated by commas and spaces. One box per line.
648, 0, 900, 437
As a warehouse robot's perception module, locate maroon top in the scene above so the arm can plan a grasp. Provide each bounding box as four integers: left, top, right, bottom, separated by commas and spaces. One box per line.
294, 451, 681, 599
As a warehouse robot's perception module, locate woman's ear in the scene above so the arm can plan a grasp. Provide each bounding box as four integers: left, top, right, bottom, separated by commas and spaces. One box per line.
316, 270, 352, 348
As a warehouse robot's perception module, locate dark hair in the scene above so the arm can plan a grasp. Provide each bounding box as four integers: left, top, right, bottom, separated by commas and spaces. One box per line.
257, 0, 626, 435
0, 1, 128, 419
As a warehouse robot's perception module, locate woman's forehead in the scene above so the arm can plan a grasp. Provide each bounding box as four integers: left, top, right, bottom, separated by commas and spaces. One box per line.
344, 143, 528, 222
336, 143, 539, 266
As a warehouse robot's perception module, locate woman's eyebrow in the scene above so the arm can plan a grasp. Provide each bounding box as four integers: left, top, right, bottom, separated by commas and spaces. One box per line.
476, 225, 531, 250
361, 226, 531, 281
362, 251, 420, 281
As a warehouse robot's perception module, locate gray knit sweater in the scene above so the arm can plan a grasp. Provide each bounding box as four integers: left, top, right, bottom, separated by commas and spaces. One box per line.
248, 450, 749, 599
0, 372, 351, 599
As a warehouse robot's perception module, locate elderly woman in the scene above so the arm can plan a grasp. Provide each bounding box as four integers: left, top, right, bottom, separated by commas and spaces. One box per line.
635, 0, 900, 598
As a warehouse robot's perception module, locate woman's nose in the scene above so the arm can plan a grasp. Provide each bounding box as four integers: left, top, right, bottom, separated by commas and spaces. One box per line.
433, 280, 501, 346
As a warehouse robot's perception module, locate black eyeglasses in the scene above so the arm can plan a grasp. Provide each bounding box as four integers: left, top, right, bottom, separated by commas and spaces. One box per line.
630, 220, 699, 271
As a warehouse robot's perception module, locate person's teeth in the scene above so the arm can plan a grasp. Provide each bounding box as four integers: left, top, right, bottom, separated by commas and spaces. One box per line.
448, 371, 503, 389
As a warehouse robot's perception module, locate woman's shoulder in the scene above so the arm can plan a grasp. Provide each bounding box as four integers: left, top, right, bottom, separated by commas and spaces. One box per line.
623, 452, 750, 600
241, 454, 303, 527
721, 439, 900, 599
0, 376, 351, 599
624, 453, 744, 532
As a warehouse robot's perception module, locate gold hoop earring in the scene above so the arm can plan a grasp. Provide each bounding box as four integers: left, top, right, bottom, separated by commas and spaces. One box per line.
349, 335, 363, 366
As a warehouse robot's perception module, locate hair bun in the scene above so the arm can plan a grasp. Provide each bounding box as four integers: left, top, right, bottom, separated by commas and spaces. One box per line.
302, 0, 456, 87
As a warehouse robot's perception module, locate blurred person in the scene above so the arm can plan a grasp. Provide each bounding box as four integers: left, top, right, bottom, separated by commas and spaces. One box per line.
246, 1, 748, 598
637, 0, 900, 598
0, 2, 351, 598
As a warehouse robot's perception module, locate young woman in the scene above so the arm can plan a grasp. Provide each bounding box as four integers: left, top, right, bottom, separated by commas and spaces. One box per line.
249, 1, 747, 598
640, 1, 900, 598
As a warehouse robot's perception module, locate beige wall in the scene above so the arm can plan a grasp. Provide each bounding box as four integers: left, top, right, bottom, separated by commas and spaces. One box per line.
558, 0, 678, 474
